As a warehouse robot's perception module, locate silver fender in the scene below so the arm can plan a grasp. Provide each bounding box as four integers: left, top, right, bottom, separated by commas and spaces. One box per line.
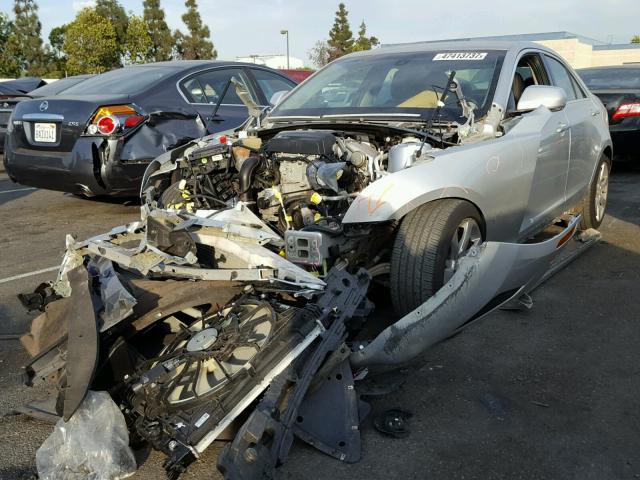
351, 216, 580, 369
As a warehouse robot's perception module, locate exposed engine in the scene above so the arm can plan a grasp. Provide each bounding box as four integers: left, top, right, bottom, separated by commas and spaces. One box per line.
148, 128, 435, 274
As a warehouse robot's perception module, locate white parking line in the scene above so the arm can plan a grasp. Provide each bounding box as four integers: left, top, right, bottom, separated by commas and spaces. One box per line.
0, 187, 37, 194
0, 266, 59, 285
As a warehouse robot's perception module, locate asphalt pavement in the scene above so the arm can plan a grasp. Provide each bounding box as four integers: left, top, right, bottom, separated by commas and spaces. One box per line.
0, 163, 639, 480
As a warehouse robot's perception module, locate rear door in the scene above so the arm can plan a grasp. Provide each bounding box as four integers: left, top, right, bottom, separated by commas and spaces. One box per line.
544, 55, 600, 207
178, 67, 258, 134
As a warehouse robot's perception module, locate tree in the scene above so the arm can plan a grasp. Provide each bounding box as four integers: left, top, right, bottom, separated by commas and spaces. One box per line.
48, 24, 68, 76
63, 8, 118, 74
353, 21, 378, 52
123, 15, 152, 64
94, 0, 128, 66
632, 35, 640, 44
143, 0, 174, 61
4, 0, 47, 76
0, 12, 17, 76
308, 40, 330, 68
174, 0, 216, 60
327, 3, 353, 62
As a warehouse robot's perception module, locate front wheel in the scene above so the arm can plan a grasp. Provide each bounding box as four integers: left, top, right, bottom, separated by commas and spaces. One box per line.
390, 199, 484, 317
580, 155, 610, 230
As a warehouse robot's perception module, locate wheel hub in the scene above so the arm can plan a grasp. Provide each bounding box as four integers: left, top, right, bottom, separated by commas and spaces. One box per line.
186, 327, 219, 352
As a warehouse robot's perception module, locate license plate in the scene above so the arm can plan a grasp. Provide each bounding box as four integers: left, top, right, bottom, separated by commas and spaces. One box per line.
34, 122, 57, 143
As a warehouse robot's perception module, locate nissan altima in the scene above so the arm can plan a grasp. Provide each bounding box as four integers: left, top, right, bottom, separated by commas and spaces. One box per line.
3, 61, 297, 196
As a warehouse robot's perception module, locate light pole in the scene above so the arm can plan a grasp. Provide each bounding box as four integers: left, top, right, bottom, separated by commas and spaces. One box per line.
280, 29, 290, 69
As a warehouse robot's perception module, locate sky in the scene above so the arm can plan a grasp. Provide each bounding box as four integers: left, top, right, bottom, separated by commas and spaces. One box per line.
1, 0, 640, 66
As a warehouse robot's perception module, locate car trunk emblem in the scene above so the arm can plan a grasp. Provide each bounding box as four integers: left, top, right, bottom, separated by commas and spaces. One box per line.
39, 101, 48, 112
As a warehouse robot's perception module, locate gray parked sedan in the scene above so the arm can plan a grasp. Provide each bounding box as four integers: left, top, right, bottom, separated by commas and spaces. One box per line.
21, 41, 611, 478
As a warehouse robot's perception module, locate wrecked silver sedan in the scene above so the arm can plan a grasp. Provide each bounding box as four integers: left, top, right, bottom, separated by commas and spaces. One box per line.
18, 41, 611, 478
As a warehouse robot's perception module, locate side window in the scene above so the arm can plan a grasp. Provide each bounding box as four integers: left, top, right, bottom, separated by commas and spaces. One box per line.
569, 74, 587, 99
180, 68, 252, 105
545, 56, 578, 101
250, 69, 296, 104
510, 54, 550, 110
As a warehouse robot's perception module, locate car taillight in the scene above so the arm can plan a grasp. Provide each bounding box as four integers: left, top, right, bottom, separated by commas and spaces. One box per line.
612, 102, 640, 121
97, 115, 118, 134
86, 104, 145, 135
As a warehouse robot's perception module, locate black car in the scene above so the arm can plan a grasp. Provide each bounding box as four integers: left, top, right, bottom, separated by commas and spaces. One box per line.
4, 61, 297, 196
1, 76, 93, 153
578, 65, 640, 162
0, 77, 46, 153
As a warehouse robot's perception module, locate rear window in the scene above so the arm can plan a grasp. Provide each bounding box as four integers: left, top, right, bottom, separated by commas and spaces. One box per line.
29, 76, 92, 97
578, 68, 640, 89
61, 66, 182, 95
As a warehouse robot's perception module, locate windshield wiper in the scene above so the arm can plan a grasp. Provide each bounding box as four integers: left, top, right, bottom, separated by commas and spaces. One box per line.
416, 70, 456, 156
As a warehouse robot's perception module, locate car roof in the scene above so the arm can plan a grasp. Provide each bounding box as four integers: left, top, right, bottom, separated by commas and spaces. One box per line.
346, 40, 555, 58
127, 60, 273, 73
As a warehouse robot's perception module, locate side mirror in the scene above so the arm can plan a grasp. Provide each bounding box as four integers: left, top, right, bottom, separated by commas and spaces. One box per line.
517, 85, 567, 112
269, 90, 288, 106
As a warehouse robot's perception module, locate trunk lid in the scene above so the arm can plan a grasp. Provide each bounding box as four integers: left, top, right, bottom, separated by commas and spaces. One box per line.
11, 94, 132, 152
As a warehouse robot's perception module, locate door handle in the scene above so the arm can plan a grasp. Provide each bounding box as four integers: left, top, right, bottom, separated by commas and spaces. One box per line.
591, 110, 601, 116
556, 122, 569, 133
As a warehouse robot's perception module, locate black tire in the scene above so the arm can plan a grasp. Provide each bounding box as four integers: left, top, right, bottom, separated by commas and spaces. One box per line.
580, 155, 610, 230
390, 199, 483, 317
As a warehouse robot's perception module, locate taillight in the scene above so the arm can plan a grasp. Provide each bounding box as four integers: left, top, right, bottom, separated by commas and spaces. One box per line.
612, 102, 640, 121
86, 104, 145, 135
97, 116, 118, 134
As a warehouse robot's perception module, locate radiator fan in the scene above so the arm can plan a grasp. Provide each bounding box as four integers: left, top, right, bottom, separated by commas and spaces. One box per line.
145, 299, 276, 406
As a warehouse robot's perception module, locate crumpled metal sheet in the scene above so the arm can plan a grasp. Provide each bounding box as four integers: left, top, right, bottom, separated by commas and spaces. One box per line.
120, 112, 207, 162
351, 216, 582, 369
87, 257, 137, 332
62, 266, 100, 421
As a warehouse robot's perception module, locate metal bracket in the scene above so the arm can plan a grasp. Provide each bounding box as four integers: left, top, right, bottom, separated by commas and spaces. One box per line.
216, 268, 371, 479
293, 359, 363, 463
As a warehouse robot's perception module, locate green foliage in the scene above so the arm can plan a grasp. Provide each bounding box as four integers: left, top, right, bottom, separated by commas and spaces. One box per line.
123, 15, 152, 64
327, 3, 354, 62
174, 0, 217, 60
63, 8, 118, 75
47, 24, 68, 77
0, 12, 17, 77
632, 35, 640, 44
353, 21, 379, 52
311, 4, 379, 66
4, 0, 47, 77
49, 24, 67, 56
94, 0, 128, 67
143, 0, 174, 61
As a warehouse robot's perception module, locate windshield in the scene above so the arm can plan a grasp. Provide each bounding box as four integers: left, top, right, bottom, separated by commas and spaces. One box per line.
271, 50, 505, 121
60, 66, 182, 96
578, 68, 640, 89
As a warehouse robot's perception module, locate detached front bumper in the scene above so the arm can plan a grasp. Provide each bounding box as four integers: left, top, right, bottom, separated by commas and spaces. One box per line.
4, 135, 149, 196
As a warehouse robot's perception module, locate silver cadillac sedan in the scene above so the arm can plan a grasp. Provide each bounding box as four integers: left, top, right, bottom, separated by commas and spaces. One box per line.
21, 41, 612, 478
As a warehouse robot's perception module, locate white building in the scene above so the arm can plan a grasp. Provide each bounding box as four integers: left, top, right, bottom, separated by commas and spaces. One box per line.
235, 54, 305, 70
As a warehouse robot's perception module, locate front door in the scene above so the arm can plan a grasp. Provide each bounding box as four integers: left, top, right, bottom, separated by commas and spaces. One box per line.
512, 53, 571, 237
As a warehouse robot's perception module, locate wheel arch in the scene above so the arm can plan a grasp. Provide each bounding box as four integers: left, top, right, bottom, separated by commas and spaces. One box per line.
396, 196, 488, 240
